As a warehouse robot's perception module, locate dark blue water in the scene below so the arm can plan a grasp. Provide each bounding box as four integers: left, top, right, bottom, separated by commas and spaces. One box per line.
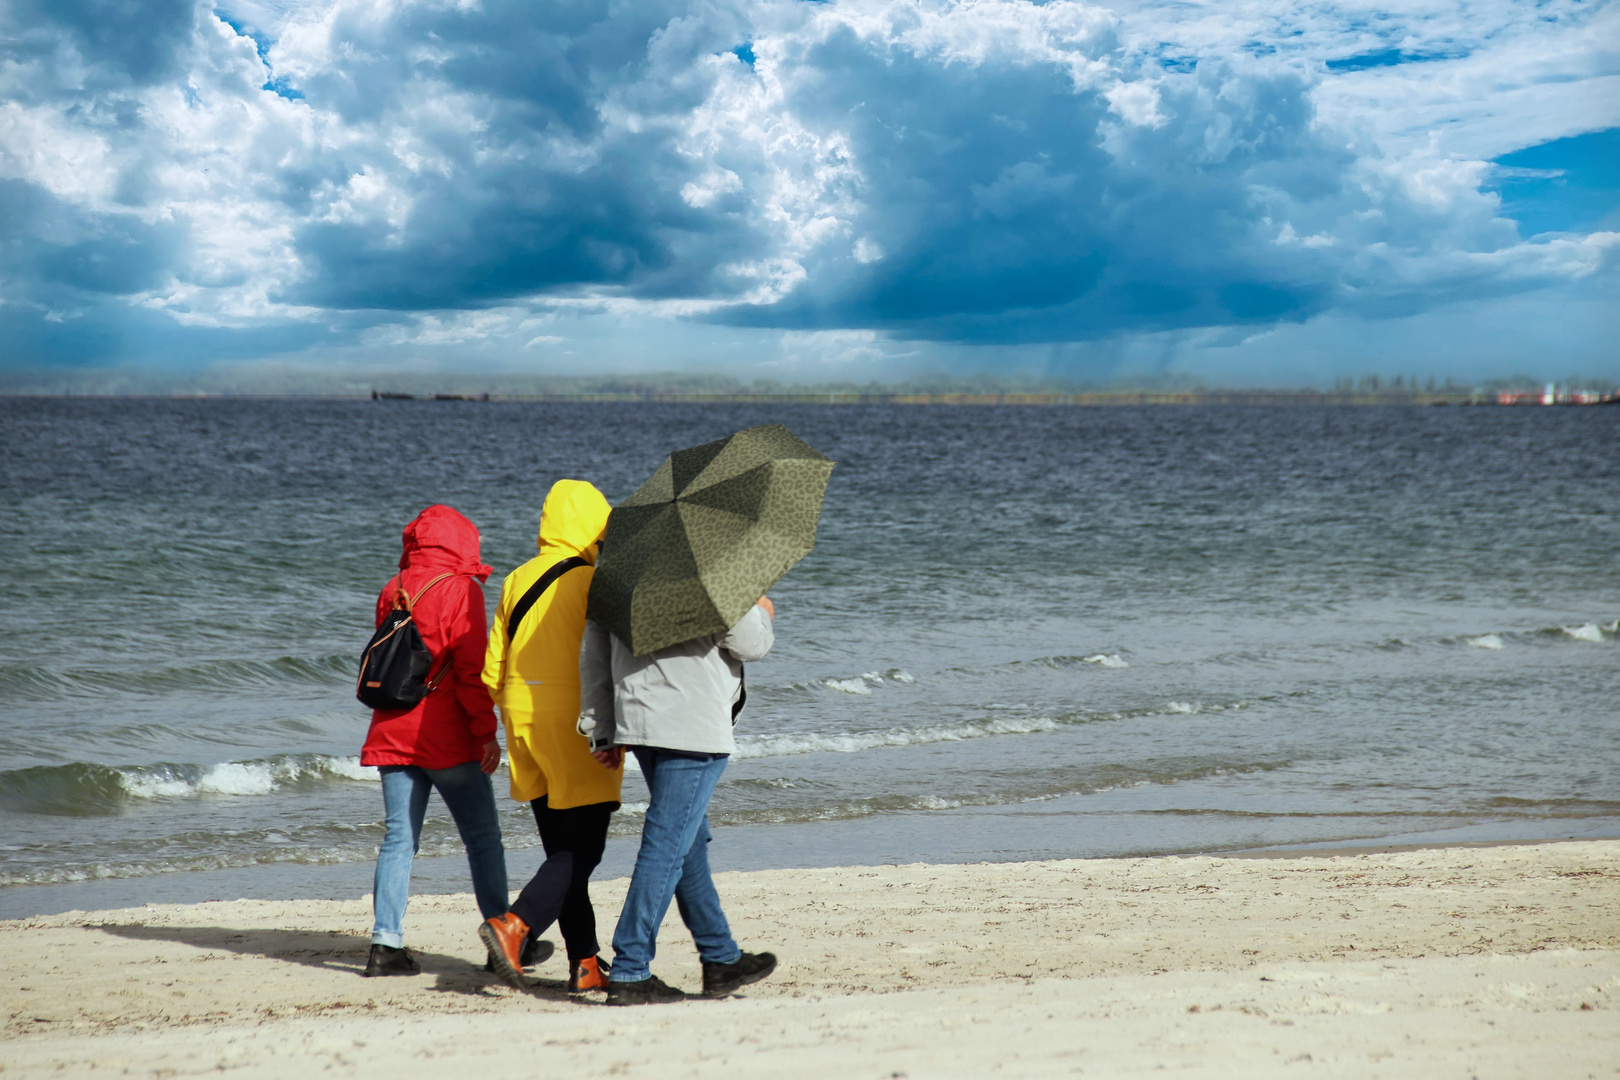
2, 399, 1616, 917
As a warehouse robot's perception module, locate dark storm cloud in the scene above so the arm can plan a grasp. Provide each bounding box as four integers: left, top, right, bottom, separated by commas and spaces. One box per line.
730, 47, 1352, 341
6, 0, 198, 88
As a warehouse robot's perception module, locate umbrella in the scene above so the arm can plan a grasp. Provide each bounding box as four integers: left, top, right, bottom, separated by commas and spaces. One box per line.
588, 424, 834, 655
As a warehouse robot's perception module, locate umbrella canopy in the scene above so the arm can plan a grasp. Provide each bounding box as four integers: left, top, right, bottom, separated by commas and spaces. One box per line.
588, 424, 834, 656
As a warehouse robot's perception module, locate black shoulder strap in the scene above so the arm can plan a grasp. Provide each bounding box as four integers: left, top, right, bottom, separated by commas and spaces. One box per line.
506, 557, 590, 642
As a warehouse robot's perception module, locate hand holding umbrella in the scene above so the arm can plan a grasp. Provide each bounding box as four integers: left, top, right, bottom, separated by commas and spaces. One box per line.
587, 424, 833, 656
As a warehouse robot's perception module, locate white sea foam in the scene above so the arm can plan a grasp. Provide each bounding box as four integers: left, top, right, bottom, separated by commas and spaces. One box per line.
119, 773, 197, 799
1466, 634, 1506, 650
195, 763, 276, 796
736, 714, 1064, 760
823, 678, 873, 695
1166, 701, 1200, 714
116, 754, 379, 800
1083, 654, 1129, 668
1563, 623, 1606, 643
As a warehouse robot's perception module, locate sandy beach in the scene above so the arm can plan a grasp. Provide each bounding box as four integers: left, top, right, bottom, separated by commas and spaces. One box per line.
2, 839, 1616, 1078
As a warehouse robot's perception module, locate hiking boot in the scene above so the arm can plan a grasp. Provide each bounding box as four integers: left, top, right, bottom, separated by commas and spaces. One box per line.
363, 943, 420, 977
604, 973, 686, 1006
482, 935, 554, 974
701, 951, 777, 997
569, 955, 611, 993
478, 912, 531, 989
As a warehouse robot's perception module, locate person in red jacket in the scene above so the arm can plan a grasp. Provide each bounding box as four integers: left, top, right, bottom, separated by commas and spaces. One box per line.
360, 505, 513, 977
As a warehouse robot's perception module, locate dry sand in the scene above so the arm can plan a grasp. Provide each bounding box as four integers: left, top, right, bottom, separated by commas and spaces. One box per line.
2, 840, 1616, 1078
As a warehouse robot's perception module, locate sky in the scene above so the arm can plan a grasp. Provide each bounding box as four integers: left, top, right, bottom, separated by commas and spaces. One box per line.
0, 0, 1615, 387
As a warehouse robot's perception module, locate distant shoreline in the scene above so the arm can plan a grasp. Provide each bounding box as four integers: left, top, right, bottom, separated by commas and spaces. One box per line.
6, 390, 1618, 406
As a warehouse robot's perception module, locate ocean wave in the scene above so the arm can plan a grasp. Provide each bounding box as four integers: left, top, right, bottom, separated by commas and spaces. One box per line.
733, 699, 1241, 761
0, 754, 378, 816
0, 654, 356, 703
1443, 620, 1616, 651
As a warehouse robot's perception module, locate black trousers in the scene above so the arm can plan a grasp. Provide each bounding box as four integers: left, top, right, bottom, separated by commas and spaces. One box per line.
509, 796, 615, 962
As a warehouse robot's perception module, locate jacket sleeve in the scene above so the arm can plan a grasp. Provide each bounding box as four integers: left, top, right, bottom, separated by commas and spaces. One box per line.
448, 578, 499, 743
576, 619, 617, 751
481, 576, 510, 707
719, 603, 774, 662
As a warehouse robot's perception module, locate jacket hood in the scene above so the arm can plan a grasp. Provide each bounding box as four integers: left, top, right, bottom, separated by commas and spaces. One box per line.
399, 504, 492, 581
538, 480, 611, 561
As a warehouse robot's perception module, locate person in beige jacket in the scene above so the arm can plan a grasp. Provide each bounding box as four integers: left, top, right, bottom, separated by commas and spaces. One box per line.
576, 596, 778, 1005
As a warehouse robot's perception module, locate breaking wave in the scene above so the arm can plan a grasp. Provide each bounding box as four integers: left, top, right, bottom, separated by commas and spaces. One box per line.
733, 699, 1244, 761
0, 754, 378, 816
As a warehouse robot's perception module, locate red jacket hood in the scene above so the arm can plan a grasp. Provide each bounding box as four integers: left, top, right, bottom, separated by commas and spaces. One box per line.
398, 505, 492, 582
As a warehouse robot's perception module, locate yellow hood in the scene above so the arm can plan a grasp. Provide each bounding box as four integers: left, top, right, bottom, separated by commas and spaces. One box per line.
537, 479, 611, 561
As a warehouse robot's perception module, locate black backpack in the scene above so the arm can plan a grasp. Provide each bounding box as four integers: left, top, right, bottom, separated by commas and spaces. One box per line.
356, 572, 454, 710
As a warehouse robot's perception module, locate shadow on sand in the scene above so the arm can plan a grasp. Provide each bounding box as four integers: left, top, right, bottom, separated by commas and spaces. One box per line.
95, 923, 580, 1001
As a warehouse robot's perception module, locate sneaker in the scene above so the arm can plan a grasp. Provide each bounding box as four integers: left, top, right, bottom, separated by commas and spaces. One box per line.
701, 951, 777, 997
482, 935, 554, 974
604, 973, 686, 1006
363, 943, 420, 977
478, 912, 532, 989
569, 955, 611, 993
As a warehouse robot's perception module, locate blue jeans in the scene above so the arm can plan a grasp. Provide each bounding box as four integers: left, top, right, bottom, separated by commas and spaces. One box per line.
610, 748, 740, 982
372, 761, 508, 948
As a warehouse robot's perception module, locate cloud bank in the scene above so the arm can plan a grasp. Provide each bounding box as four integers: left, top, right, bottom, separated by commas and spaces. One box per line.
0, 0, 1615, 378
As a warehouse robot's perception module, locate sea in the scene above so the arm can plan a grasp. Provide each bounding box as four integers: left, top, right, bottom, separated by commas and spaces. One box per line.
2, 398, 1616, 920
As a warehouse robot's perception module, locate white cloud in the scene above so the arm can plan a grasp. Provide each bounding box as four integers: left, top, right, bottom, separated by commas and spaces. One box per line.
0, 0, 1613, 376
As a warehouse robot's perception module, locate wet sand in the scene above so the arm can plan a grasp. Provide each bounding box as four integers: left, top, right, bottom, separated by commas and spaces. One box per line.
2, 840, 1616, 1077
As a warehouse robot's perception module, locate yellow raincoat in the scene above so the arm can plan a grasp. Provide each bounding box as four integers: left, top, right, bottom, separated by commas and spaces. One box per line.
483, 480, 624, 808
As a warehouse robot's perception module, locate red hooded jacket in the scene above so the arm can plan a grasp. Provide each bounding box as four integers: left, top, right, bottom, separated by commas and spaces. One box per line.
360, 505, 499, 769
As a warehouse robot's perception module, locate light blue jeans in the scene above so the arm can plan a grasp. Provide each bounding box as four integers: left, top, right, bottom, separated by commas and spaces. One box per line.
371, 761, 508, 948
610, 748, 741, 982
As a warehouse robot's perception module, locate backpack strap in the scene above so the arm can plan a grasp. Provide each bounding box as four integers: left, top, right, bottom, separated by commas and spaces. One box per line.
506, 557, 590, 642
396, 572, 457, 693
390, 571, 455, 611
407, 572, 455, 609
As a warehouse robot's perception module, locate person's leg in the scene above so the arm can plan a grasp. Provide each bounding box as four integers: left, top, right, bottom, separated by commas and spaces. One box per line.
427, 761, 509, 921
551, 801, 613, 962
371, 766, 431, 947
672, 813, 741, 966
610, 750, 727, 983
508, 837, 574, 938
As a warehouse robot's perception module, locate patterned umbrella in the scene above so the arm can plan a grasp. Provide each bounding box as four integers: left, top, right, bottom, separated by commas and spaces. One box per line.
587, 424, 835, 656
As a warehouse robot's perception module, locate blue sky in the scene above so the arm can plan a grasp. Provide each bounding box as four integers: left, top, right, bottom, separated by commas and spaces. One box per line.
0, 0, 1615, 386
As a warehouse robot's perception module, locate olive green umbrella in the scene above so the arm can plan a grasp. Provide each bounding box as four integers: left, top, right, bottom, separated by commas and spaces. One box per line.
587, 424, 834, 656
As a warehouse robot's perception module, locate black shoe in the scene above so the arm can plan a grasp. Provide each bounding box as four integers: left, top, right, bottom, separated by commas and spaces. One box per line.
702, 951, 777, 997
604, 974, 687, 1006
483, 936, 554, 974
363, 944, 420, 977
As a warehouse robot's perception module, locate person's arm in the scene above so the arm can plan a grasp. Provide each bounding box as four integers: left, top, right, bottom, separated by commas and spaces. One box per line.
719, 599, 774, 662
447, 578, 501, 771
576, 619, 618, 755
375, 575, 399, 629
481, 575, 510, 704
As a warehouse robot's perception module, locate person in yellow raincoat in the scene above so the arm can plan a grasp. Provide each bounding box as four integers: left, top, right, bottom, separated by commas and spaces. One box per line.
477, 479, 623, 993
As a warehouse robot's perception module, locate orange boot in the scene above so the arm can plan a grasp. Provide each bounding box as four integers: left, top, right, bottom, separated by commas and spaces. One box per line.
479, 912, 531, 989
568, 955, 611, 993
